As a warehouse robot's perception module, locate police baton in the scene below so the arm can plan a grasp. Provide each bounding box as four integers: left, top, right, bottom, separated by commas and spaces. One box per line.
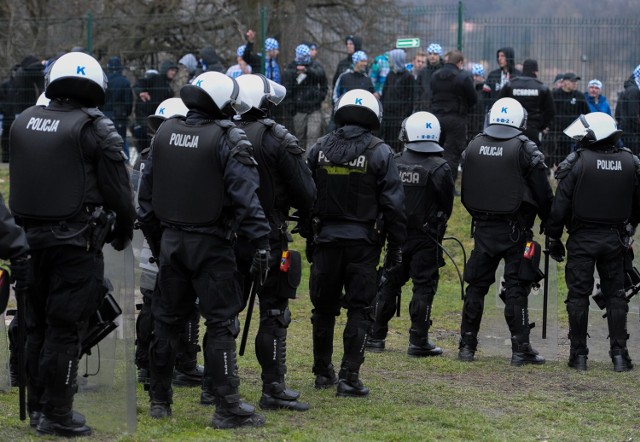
542, 235, 550, 339
239, 278, 258, 357
15, 282, 27, 420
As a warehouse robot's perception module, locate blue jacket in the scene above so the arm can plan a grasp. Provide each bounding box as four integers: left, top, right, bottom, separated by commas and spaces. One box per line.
584, 92, 612, 115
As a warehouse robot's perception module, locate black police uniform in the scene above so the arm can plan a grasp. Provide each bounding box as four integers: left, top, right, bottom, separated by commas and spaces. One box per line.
306, 124, 407, 394
134, 139, 204, 388
369, 148, 454, 354
137, 109, 271, 420
459, 125, 553, 364
498, 75, 556, 145
9, 98, 135, 430
230, 113, 315, 410
551, 88, 590, 166
547, 144, 640, 370
430, 63, 478, 183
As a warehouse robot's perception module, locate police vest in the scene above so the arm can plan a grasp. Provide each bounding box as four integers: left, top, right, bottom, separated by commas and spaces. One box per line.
462, 135, 525, 214
239, 120, 276, 215
573, 149, 635, 223
10, 105, 89, 220
396, 150, 445, 230
314, 136, 383, 223
152, 118, 225, 226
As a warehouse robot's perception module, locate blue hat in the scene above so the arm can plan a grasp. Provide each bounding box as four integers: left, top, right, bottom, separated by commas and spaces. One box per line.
472, 64, 485, 77
427, 43, 443, 56
588, 79, 603, 89
236, 45, 246, 57
265, 38, 279, 51
295, 44, 311, 65
352, 50, 368, 64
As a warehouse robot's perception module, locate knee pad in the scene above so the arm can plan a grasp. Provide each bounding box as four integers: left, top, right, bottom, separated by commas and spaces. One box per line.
206, 317, 240, 340
259, 308, 291, 335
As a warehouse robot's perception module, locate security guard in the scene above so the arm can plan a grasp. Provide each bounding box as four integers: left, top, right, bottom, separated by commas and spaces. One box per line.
227, 73, 315, 411
138, 71, 271, 429
135, 98, 204, 389
458, 97, 553, 365
546, 112, 640, 372
9, 52, 135, 437
307, 89, 406, 397
366, 112, 454, 356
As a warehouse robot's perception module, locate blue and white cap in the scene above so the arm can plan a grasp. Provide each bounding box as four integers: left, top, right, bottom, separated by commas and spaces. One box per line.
295, 44, 311, 65
472, 64, 485, 77
265, 38, 279, 52
587, 79, 602, 89
236, 45, 246, 57
352, 50, 368, 64
427, 43, 443, 56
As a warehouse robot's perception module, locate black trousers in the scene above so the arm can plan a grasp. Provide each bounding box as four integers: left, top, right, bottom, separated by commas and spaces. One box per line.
438, 113, 468, 183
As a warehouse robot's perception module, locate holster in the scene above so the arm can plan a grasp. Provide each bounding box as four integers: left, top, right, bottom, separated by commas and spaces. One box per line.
89, 207, 116, 251
80, 281, 122, 357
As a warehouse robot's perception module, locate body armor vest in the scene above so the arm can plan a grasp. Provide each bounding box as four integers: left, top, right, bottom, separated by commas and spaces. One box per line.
239, 120, 276, 214
10, 105, 89, 220
315, 136, 383, 223
462, 135, 524, 214
396, 150, 444, 230
152, 118, 225, 226
573, 148, 634, 223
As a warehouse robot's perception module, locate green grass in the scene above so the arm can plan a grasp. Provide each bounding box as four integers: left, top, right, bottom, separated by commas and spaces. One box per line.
1, 168, 639, 441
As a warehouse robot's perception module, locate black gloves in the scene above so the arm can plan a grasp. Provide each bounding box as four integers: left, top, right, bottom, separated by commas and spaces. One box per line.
250, 249, 270, 284
383, 246, 402, 273
548, 238, 565, 262
110, 234, 130, 251
10, 254, 30, 285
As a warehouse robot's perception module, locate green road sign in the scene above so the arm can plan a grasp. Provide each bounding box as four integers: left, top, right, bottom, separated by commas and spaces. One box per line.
396, 38, 420, 49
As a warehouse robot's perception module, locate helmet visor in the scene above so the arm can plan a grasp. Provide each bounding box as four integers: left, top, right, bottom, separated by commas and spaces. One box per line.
563, 115, 589, 140
231, 99, 251, 115
265, 80, 286, 105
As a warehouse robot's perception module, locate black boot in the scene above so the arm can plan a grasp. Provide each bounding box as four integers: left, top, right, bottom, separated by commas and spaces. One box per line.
364, 337, 385, 352
311, 311, 336, 388
36, 408, 92, 438
210, 386, 266, 429
458, 332, 477, 362
313, 363, 338, 389
336, 364, 369, 398
259, 382, 310, 411
408, 334, 443, 357
148, 334, 176, 418
568, 347, 588, 371
611, 348, 633, 372
510, 336, 545, 366
173, 312, 203, 387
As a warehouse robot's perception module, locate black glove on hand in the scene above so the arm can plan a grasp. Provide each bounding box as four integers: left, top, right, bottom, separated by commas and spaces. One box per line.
384, 246, 402, 273
250, 249, 270, 284
305, 239, 315, 264
10, 254, 30, 285
548, 238, 565, 262
110, 234, 131, 251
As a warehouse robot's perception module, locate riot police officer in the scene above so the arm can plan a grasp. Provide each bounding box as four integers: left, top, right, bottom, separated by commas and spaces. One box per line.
9, 52, 135, 437
546, 112, 640, 372
458, 97, 553, 365
306, 89, 406, 397
137, 71, 271, 428
366, 112, 454, 356
228, 73, 315, 411
135, 98, 204, 389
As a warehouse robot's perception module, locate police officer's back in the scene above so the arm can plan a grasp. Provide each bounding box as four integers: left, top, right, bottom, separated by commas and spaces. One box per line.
547, 112, 640, 372
306, 89, 406, 397
9, 52, 135, 437
366, 111, 454, 356
137, 71, 270, 429
458, 97, 553, 365
233, 73, 315, 411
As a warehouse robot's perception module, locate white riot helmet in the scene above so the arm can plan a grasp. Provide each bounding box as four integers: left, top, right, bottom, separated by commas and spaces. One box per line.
399, 111, 443, 153
236, 74, 286, 116
334, 89, 382, 130
148, 97, 189, 133
563, 112, 622, 147
484, 97, 528, 139
180, 71, 250, 118
45, 52, 107, 106
35, 92, 50, 107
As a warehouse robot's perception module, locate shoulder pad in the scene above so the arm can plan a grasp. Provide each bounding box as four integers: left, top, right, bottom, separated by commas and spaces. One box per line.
215, 120, 235, 130
260, 118, 276, 127
226, 127, 257, 166
367, 135, 385, 150
82, 107, 105, 119
554, 150, 580, 180
520, 138, 545, 168
271, 123, 304, 155
92, 116, 126, 161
